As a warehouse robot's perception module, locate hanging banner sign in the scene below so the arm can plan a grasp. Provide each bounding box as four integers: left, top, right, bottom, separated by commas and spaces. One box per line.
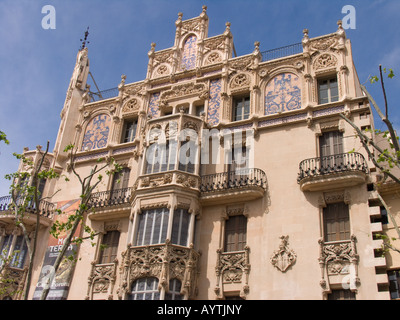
33, 199, 81, 300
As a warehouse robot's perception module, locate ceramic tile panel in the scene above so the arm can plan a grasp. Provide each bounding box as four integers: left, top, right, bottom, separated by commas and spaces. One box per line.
181, 35, 197, 71
208, 78, 222, 126
148, 92, 161, 118
265, 73, 301, 115
81, 114, 111, 151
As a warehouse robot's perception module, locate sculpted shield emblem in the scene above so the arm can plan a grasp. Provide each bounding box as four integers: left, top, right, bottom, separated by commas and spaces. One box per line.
270, 235, 297, 272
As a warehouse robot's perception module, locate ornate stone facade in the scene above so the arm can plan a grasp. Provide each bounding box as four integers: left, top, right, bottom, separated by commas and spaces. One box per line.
1, 7, 396, 301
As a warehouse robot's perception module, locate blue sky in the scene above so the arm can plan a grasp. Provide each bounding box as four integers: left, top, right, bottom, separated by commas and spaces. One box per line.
0, 0, 399, 195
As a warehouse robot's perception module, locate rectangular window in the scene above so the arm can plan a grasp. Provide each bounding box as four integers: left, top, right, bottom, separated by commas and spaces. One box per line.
136, 208, 169, 246
0, 235, 12, 266
319, 130, 343, 170
98, 230, 120, 264
388, 270, 400, 299
224, 215, 247, 252
178, 140, 196, 173
171, 209, 190, 246
145, 141, 176, 174
195, 105, 204, 117
323, 202, 350, 242
112, 167, 130, 190
318, 77, 339, 104
233, 96, 250, 121
327, 289, 356, 300
121, 119, 137, 143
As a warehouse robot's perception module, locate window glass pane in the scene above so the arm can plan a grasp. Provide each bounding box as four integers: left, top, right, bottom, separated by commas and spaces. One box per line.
323, 202, 350, 242
130, 277, 160, 300
11, 236, 28, 268
136, 208, 169, 246
122, 120, 137, 143
171, 209, 190, 246
165, 279, 183, 300
224, 215, 247, 252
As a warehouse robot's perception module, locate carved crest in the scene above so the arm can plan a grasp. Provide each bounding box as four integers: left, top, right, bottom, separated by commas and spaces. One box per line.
270, 235, 296, 272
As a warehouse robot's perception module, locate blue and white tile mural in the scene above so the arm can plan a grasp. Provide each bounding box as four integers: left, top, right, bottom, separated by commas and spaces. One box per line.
265, 73, 301, 115
81, 114, 111, 151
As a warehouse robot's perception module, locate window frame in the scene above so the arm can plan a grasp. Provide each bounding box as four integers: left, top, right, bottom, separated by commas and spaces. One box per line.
318, 76, 339, 104
171, 208, 191, 247
121, 119, 138, 144
135, 208, 170, 246
323, 202, 350, 242
129, 277, 160, 300
232, 96, 250, 122
98, 230, 120, 264
224, 214, 247, 252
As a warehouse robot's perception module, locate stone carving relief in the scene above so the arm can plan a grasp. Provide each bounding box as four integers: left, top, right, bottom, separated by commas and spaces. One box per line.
318, 235, 360, 293
229, 73, 251, 90
118, 241, 200, 299
204, 52, 222, 65
313, 53, 338, 71
160, 82, 208, 102
215, 246, 250, 299
86, 262, 118, 300
122, 98, 140, 114
270, 235, 297, 272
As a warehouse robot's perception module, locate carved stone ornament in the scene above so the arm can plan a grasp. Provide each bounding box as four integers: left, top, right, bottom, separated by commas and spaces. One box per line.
122, 98, 140, 114
270, 235, 297, 272
229, 73, 250, 89
313, 53, 338, 70
118, 241, 200, 299
205, 52, 222, 65
160, 82, 208, 102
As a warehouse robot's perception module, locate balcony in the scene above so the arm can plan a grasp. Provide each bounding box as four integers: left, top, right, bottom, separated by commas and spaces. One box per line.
0, 195, 55, 226
297, 152, 368, 192
200, 168, 267, 205
87, 188, 132, 220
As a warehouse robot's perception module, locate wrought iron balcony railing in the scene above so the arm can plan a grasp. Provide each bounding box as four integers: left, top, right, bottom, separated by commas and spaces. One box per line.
200, 168, 267, 193
261, 42, 303, 62
0, 195, 55, 219
88, 87, 119, 102
297, 152, 369, 183
88, 187, 132, 208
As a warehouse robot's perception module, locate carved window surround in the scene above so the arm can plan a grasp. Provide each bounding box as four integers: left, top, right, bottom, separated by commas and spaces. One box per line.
117, 241, 200, 300
86, 262, 119, 300
214, 246, 250, 299
318, 235, 360, 298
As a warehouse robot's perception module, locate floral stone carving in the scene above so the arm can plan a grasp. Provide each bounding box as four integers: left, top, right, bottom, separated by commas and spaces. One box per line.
270, 235, 296, 272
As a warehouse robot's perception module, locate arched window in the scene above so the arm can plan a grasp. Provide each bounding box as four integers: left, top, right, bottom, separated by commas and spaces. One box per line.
129, 277, 160, 300
165, 278, 183, 300
81, 114, 111, 151
265, 73, 301, 115
181, 35, 197, 70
